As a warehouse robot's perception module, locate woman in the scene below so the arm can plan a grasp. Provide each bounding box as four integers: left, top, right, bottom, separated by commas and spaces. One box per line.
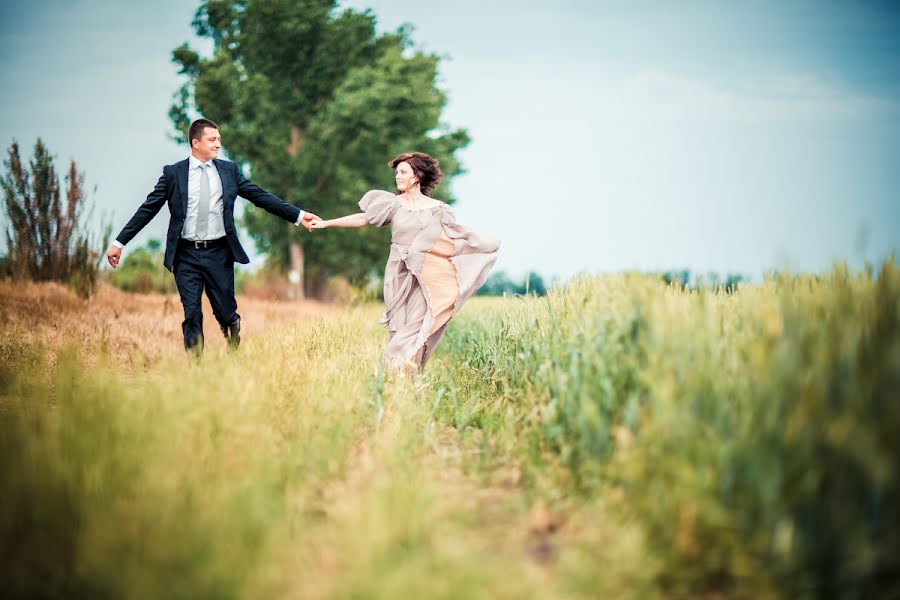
310, 152, 500, 372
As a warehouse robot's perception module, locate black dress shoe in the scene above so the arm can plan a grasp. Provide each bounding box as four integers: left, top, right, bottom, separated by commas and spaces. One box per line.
222, 317, 241, 350
185, 333, 204, 362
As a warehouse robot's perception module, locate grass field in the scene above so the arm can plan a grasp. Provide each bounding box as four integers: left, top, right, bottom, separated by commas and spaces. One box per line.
1, 261, 898, 599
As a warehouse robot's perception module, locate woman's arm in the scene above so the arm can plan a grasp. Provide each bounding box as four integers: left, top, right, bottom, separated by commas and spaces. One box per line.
310, 212, 368, 229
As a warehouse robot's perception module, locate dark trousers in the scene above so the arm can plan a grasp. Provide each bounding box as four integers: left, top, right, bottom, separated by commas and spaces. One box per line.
173, 239, 239, 352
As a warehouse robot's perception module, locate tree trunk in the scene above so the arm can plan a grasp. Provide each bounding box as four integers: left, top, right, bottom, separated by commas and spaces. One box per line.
289, 240, 304, 301
286, 124, 306, 300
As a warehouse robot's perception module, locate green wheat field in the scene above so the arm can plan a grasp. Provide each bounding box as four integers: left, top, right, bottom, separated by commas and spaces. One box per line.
2, 261, 898, 599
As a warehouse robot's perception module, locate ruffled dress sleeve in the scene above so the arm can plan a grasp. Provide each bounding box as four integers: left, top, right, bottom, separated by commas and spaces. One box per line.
358, 190, 398, 227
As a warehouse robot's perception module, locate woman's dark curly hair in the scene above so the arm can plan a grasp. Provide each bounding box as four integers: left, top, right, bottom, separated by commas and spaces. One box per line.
389, 152, 443, 197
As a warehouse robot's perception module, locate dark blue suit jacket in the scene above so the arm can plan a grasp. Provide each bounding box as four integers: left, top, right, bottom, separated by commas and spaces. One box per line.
115, 158, 301, 271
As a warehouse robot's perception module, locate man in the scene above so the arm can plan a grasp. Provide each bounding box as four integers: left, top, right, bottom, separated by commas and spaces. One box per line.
106, 118, 319, 355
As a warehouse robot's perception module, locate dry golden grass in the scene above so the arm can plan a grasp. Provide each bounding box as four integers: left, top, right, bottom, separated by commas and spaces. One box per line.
0, 278, 342, 373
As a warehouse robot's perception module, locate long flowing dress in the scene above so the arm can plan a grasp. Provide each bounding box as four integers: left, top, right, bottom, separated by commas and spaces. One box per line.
359, 190, 500, 369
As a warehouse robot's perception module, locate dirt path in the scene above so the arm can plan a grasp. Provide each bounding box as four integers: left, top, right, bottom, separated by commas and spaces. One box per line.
273, 387, 566, 598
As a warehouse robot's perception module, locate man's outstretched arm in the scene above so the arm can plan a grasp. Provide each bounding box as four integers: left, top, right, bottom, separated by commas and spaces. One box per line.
235, 167, 319, 230
107, 171, 169, 268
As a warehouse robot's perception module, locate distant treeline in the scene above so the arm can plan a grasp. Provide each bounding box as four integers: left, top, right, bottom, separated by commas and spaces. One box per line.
662, 269, 746, 293
477, 269, 747, 297
476, 270, 548, 297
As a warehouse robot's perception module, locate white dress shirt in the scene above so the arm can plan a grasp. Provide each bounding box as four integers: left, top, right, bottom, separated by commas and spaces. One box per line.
184, 155, 226, 241
113, 155, 307, 249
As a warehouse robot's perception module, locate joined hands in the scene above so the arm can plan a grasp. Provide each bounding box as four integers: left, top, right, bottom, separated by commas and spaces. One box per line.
300, 212, 322, 232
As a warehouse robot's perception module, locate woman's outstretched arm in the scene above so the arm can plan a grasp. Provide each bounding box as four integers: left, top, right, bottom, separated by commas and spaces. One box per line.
310, 213, 368, 229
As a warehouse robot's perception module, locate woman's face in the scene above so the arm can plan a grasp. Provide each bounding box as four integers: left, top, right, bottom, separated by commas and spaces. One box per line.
394, 161, 417, 192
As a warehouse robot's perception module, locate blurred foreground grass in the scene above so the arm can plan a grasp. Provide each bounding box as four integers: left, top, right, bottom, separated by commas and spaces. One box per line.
2, 261, 898, 599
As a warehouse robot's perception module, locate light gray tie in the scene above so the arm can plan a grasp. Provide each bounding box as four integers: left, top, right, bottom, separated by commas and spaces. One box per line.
196, 163, 211, 240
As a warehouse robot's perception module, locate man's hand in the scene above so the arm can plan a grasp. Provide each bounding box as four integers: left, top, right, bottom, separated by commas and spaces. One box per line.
106, 245, 122, 268
300, 212, 320, 232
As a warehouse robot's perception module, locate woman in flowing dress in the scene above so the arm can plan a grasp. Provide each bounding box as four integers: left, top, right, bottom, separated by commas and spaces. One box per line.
310, 152, 500, 372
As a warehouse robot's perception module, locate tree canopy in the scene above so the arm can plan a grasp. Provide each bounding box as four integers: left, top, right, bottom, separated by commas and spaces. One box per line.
169, 0, 470, 290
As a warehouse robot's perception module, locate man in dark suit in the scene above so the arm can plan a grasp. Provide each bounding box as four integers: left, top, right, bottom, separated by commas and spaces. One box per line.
106, 118, 319, 355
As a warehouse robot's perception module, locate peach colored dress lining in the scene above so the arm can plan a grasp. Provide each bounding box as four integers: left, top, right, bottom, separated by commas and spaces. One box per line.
420, 232, 459, 336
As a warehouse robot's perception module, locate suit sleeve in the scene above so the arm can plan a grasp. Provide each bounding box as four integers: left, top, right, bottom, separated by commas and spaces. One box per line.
115, 170, 169, 246
235, 164, 302, 224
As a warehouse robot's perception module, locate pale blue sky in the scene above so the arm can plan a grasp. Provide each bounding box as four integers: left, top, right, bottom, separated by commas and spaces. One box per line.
1, 0, 898, 280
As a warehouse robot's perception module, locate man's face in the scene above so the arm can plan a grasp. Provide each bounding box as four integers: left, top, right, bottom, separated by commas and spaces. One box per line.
192, 127, 221, 161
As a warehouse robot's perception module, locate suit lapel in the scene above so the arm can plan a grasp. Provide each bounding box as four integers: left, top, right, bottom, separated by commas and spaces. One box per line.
176, 159, 189, 215
213, 159, 235, 202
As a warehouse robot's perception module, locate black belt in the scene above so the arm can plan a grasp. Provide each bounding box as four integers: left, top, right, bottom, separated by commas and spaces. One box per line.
179, 237, 228, 250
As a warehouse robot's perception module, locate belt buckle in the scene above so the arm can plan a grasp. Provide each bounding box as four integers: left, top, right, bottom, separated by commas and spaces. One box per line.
194, 240, 207, 249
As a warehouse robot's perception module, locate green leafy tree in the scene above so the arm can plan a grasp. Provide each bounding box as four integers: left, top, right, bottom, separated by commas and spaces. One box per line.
1, 139, 109, 297
169, 0, 470, 296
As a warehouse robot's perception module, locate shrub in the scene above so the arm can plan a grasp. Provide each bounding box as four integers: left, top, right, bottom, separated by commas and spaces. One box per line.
106, 239, 173, 294
0, 139, 109, 297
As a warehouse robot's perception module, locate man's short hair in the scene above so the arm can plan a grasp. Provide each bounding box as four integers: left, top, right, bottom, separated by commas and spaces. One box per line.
188, 118, 219, 145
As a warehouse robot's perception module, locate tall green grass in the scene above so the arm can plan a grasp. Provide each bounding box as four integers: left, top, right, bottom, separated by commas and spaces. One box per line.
429, 260, 900, 598
2, 260, 898, 598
